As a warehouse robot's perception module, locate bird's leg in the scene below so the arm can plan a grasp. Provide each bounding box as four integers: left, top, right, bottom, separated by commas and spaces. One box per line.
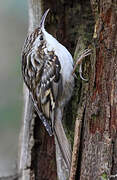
72, 49, 92, 81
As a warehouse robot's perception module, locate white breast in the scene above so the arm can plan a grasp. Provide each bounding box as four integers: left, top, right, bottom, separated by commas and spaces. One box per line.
43, 30, 74, 82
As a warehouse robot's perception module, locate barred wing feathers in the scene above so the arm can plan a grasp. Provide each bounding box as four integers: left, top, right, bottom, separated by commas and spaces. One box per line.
22, 45, 61, 136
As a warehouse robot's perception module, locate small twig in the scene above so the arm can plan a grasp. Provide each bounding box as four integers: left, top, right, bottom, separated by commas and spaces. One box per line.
69, 119, 82, 180
72, 49, 92, 80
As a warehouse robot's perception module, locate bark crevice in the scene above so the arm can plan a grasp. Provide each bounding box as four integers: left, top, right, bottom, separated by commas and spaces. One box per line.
76, 106, 86, 180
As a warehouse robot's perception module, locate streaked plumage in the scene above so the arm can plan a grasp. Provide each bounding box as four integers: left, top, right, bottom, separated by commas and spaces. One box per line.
21, 9, 74, 172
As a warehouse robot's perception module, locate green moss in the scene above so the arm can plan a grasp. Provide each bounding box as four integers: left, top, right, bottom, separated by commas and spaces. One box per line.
91, 111, 100, 121
101, 172, 108, 180
91, 114, 98, 121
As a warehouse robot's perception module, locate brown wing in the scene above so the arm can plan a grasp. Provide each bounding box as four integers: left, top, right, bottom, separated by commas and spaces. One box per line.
22, 45, 61, 134
38, 51, 61, 127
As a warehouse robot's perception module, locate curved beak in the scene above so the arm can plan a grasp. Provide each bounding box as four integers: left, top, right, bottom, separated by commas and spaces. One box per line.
40, 9, 50, 30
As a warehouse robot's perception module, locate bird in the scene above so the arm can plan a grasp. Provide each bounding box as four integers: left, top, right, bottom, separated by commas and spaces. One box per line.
21, 9, 91, 174
22, 9, 74, 171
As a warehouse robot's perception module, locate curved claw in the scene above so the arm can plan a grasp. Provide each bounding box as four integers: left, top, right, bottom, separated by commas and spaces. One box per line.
72, 48, 92, 81
79, 64, 88, 81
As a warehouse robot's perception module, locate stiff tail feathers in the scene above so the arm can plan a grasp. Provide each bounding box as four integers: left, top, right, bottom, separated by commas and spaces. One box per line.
54, 119, 72, 171
31, 92, 72, 171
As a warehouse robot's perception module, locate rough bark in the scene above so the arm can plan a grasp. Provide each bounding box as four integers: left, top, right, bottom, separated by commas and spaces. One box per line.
79, 1, 117, 179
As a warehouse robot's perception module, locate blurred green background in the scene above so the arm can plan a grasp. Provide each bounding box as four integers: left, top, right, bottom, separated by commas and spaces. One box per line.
0, 0, 28, 176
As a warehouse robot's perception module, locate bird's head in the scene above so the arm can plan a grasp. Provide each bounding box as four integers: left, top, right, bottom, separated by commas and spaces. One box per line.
32, 9, 50, 48
23, 9, 56, 54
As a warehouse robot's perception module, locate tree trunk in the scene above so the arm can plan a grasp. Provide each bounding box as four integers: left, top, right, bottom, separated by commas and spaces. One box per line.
79, 1, 117, 179
19, 0, 117, 180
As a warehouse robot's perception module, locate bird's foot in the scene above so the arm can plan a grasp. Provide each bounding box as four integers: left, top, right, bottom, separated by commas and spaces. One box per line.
72, 49, 92, 81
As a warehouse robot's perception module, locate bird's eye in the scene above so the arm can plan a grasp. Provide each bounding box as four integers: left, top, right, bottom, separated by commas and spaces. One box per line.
40, 35, 43, 41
